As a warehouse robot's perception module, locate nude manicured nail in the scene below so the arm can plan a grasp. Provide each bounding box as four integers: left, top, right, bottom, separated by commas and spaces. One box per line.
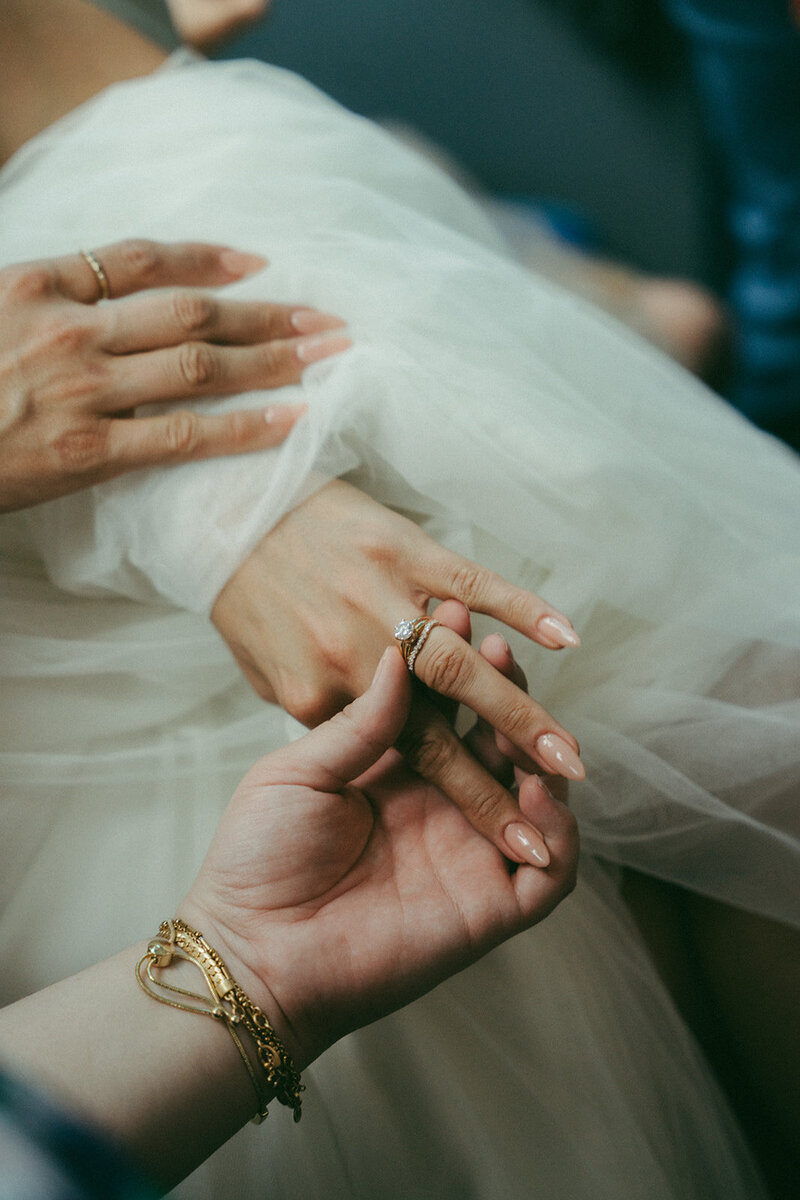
532, 775, 557, 804
296, 333, 352, 364
218, 249, 268, 276
372, 647, 393, 686
290, 309, 347, 334
537, 615, 581, 648
505, 822, 550, 868
536, 734, 586, 781
263, 402, 307, 425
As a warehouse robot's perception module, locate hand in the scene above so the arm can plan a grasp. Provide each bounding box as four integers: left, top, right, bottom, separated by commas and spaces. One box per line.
166, 0, 269, 48
0, 239, 349, 511
180, 646, 579, 1068
212, 479, 584, 866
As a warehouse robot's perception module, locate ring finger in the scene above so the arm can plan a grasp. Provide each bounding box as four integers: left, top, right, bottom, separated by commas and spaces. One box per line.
106, 330, 352, 410
397, 690, 552, 868
400, 618, 585, 782
100, 292, 346, 355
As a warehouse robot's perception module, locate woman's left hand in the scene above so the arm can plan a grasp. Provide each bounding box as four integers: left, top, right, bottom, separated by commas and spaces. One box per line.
212, 479, 584, 868
180, 645, 579, 1070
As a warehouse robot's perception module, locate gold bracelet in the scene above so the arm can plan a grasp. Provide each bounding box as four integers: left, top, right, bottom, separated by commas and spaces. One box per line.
136, 918, 304, 1124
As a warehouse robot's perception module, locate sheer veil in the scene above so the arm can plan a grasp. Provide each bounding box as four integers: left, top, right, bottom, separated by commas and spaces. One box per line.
0, 52, 797, 1199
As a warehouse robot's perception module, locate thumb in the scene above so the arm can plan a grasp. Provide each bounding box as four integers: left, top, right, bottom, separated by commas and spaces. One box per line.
272, 647, 412, 791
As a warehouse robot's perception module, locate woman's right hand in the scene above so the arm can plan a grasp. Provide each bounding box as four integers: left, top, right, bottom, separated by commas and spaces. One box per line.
181, 644, 579, 1073
212, 479, 584, 869
0, 238, 349, 511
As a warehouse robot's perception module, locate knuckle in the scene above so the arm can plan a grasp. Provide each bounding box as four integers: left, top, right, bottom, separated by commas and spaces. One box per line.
254, 340, 284, 381
313, 630, 353, 680
465, 785, 506, 827
163, 410, 201, 456
171, 291, 216, 336
224, 409, 256, 447
503, 589, 533, 629
46, 315, 95, 356
284, 680, 335, 728
422, 639, 472, 696
447, 561, 488, 608
52, 423, 108, 473
0, 264, 53, 302
116, 239, 163, 286
178, 342, 219, 389
495, 696, 539, 745
400, 724, 458, 779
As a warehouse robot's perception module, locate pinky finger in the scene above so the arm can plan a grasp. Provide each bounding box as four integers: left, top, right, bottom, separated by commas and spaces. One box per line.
513, 775, 580, 921
106, 402, 307, 472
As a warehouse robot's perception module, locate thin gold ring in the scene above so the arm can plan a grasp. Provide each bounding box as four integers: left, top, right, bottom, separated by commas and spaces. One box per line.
79, 249, 110, 302
393, 616, 440, 675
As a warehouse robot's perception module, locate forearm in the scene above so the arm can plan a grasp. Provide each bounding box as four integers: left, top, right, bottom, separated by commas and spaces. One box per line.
0, 944, 262, 1191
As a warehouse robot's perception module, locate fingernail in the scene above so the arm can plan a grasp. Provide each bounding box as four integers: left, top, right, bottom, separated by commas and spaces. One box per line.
218, 249, 268, 276
290, 308, 347, 334
263, 402, 308, 425
372, 647, 393, 686
536, 734, 586, 781
537, 615, 581, 649
533, 775, 557, 803
505, 822, 550, 868
296, 333, 352, 364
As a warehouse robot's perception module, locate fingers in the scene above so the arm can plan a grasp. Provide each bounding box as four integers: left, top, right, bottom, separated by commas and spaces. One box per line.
411, 622, 585, 782
106, 330, 351, 409
463, 634, 523, 781
100, 292, 345, 355
418, 546, 580, 651
51, 239, 268, 305
425, 599, 471, 726
512, 775, 580, 924
397, 692, 551, 867
267, 647, 412, 793
466, 635, 571, 801
102, 402, 308, 473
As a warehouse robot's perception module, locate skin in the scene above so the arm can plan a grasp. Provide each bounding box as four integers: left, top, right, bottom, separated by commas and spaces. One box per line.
0, 239, 349, 510
0, 647, 578, 1190
2, 0, 582, 867
167, 0, 272, 48
2, 4, 797, 1191
212, 481, 585, 868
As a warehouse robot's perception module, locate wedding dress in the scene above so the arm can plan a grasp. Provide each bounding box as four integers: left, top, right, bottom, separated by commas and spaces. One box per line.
1, 52, 798, 1199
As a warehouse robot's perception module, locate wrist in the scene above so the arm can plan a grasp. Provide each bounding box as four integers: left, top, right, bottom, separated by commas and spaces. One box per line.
175, 898, 314, 1074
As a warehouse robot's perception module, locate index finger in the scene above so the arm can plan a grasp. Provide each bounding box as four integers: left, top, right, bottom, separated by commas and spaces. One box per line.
418, 547, 580, 651
411, 623, 586, 782
397, 692, 551, 867
512, 775, 580, 925
51, 240, 267, 305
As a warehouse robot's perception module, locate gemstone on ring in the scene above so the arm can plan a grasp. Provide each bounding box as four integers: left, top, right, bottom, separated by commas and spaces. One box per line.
393, 616, 439, 674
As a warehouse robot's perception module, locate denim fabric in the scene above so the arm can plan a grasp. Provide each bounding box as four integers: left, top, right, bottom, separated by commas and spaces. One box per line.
219, 0, 711, 278
666, 1, 800, 428
224, 0, 800, 432
0, 1070, 153, 1200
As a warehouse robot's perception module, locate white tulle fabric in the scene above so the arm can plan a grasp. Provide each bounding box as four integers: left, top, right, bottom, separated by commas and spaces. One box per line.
1, 53, 798, 1198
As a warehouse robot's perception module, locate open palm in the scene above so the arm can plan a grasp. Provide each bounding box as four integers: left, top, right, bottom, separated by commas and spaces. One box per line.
182, 648, 578, 1070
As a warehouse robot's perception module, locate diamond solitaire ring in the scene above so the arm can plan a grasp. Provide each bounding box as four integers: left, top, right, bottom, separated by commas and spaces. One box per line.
393, 616, 440, 675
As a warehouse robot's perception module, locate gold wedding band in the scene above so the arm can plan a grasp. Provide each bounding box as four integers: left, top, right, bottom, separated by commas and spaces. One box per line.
393, 616, 440, 675
79, 249, 110, 302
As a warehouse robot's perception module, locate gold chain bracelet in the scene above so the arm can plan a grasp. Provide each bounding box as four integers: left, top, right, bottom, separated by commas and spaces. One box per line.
136, 918, 304, 1124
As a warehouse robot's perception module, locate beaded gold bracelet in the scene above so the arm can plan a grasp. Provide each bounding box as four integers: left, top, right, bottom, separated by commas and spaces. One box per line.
136, 918, 304, 1124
